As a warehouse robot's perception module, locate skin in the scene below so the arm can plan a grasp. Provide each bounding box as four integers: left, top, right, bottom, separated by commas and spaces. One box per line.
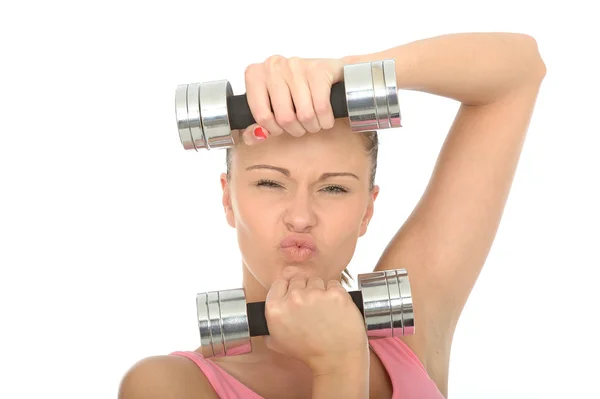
217, 125, 379, 397
221, 124, 378, 305
118, 32, 547, 399
213, 124, 390, 398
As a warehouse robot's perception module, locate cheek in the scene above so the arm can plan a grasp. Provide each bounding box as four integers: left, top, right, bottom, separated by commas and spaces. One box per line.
232, 189, 277, 240
330, 198, 367, 225
320, 201, 368, 244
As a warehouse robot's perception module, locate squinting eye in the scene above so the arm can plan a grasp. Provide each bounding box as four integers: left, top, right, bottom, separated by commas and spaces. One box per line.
322, 185, 348, 194
255, 180, 348, 194
256, 179, 282, 188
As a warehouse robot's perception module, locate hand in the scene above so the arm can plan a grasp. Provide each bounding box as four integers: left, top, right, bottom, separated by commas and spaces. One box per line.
263, 269, 369, 375
241, 55, 346, 145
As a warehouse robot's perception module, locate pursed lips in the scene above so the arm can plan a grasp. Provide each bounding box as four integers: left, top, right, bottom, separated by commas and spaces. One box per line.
279, 234, 318, 262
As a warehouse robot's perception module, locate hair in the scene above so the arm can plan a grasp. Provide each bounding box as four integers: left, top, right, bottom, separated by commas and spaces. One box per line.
225, 131, 379, 287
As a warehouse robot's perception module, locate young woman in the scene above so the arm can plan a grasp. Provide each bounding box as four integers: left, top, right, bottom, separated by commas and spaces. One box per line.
119, 32, 546, 398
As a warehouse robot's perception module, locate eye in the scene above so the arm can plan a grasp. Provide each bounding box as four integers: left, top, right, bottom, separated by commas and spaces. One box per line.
256, 179, 282, 188
255, 180, 349, 194
321, 185, 348, 194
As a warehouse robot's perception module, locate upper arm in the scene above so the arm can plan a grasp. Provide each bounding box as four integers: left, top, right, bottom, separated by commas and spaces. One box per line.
118, 355, 219, 399
372, 69, 546, 374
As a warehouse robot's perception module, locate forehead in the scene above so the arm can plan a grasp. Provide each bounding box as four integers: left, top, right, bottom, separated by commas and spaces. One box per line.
233, 122, 369, 172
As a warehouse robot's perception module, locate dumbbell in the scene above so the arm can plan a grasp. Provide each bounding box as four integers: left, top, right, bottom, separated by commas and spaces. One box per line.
175, 59, 402, 152
196, 268, 414, 358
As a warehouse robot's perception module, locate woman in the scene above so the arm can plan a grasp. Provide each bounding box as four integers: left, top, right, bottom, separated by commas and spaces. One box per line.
119, 32, 546, 398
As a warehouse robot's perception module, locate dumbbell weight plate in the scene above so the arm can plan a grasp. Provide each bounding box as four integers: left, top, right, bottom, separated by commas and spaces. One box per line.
196, 268, 415, 358
196, 288, 252, 358
344, 59, 402, 132
358, 269, 414, 338
175, 59, 401, 151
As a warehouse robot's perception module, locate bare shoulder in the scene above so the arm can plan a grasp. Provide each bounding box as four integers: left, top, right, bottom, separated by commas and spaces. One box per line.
118, 354, 218, 399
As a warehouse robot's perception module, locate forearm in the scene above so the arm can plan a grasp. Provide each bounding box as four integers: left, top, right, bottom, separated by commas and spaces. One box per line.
311, 361, 369, 399
343, 32, 546, 105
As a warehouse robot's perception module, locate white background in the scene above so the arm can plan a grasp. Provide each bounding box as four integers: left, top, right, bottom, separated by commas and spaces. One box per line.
1, 1, 598, 398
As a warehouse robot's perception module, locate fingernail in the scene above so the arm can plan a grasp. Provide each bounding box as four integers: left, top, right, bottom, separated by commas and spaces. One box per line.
253, 126, 268, 140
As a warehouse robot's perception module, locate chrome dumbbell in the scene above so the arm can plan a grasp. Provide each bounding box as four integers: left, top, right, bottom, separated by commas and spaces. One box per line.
175, 59, 402, 152
196, 268, 414, 358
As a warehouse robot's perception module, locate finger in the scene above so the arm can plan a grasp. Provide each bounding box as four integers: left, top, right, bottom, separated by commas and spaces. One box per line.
326, 279, 345, 291
241, 123, 270, 145
245, 64, 284, 136
266, 71, 306, 137
306, 276, 325, 290
326, 280, 349, 305
266, 278, 289, 303
287, 274, 308, 292
287, 71, 320, 134
307, 74, 335, 130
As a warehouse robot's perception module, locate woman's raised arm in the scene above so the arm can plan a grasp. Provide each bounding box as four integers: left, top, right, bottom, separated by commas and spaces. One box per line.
350, 32, 546, 395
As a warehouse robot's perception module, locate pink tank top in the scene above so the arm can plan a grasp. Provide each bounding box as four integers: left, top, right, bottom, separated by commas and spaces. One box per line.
169, 337, 444, 398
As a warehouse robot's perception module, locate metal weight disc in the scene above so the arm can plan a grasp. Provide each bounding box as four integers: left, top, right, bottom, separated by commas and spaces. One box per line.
343, 59, 401, 132
175, 84, 195, 151
197, 289, 251, 358
196, 291, 225, 357
206, 292, 226, 356
344, 62, 379, 132
187, 82, 207, 151
196, 292, 213, 356
370, 61, 392, 129
357, 268, 415, 339
383, 269, 404, 337
396, 270, 414, 335
175, 83, 208, 151
217, 288, 251, 356
383, 59, 401, 128
357, 270, 393, 338
199, 80, 235, 150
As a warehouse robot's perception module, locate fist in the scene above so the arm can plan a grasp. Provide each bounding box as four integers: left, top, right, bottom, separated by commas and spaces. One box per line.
264, 270, 369, 374
241, 55, 346, 144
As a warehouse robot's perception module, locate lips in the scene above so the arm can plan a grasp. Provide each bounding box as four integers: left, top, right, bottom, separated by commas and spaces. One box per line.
279, 234, 317, 262
280, 235, 317, 250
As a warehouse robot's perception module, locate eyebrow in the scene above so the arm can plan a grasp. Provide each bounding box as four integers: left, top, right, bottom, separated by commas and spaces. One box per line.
246, 164, 359, 181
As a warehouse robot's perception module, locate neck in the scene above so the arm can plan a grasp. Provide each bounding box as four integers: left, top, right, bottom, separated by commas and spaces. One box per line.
241, 261, 270, 304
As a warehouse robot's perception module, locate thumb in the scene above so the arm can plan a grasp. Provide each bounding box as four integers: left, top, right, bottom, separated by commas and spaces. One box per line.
242, 124, 270, 145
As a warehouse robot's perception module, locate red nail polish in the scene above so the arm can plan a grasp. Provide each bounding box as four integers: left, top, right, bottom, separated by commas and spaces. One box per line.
253, 126, 267, 140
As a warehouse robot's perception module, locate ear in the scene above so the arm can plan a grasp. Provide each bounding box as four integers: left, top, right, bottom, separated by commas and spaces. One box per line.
220, 173, 236, 228
359, 185, 379, 237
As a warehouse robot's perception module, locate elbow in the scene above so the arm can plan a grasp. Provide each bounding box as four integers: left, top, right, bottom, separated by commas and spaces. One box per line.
521, 33, 547, 82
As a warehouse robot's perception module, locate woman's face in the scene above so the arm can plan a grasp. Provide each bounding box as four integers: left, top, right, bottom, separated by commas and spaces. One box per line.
220, 122, 379, 290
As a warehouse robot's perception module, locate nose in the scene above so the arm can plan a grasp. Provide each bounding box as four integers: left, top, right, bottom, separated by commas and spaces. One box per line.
282, 190, 317, 233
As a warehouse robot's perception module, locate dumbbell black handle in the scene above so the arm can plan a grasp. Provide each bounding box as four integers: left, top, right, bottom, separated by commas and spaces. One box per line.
227, 82, 349, 131
246, 290, 364, 337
